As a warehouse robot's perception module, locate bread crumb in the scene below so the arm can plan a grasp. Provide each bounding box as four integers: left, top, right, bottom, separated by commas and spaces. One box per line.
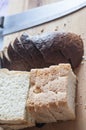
55, 28, 58, 31
64, 23, 66, 27
41, 29, 44, 33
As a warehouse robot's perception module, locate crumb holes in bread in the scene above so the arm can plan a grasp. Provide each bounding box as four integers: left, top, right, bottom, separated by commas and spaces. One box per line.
33, 86, 42, 93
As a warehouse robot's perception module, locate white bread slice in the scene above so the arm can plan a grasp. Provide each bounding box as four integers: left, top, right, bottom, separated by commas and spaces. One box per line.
0, 69, 35, 126
27, 64, 76, 123
0, 124, 29, 130
0, 111, 35, 129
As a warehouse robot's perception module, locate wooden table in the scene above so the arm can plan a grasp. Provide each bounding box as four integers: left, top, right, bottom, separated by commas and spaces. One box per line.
2, 0, 86, 130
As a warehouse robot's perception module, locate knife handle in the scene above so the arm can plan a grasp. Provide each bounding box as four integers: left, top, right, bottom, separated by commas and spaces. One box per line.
0, 16, 4, 28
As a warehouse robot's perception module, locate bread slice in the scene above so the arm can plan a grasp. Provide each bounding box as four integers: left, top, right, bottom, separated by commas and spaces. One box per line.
0, 112, 35, 129
0, 51, 4, 68
7, 43, 29, 71
27, 64, 76, 123
0, 124, 30, 130
3, 47, 11, 62
12, 38, 34, 68
1, 47, 11, 69
0, 69, 35, 126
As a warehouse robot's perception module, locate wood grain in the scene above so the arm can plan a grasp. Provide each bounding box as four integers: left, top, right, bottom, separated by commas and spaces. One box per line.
1, 0, 86, 130
8, 0, 60, 14
28, 0, 60, 9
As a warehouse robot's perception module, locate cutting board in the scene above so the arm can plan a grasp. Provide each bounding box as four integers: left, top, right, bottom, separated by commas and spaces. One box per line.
2, 0, 86, 130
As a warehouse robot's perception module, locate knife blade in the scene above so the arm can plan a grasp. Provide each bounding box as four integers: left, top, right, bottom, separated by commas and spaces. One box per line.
0, 0, 86, 36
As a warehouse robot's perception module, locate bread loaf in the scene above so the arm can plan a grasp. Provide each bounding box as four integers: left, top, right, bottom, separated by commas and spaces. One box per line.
0, 32, 83, 71
27, 64, 76, 123
0, 64, 76, 129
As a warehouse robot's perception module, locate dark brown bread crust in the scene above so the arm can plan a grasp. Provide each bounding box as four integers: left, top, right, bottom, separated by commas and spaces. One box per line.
31, 32, 83, 68
2, 51, 10, 69
13, 35, 45, 68
0, 32, 84, 71
0, 52, 4, 68
7, 43, 30, 71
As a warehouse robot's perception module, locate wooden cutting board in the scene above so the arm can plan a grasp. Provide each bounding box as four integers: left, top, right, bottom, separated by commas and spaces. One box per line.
1, 0, 86, 130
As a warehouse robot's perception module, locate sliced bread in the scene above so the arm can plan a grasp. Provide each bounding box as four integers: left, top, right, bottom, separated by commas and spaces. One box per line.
2, 47, 11, 69
0, 69, 35, 126
8, 43, 29, 71
3, 47, 11, 62
0, 51, 4, 68
27, 64, 76, 123
0, 112, 35, 129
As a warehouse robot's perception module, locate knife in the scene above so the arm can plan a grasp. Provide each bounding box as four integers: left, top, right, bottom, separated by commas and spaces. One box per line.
0, 0, 86, 48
